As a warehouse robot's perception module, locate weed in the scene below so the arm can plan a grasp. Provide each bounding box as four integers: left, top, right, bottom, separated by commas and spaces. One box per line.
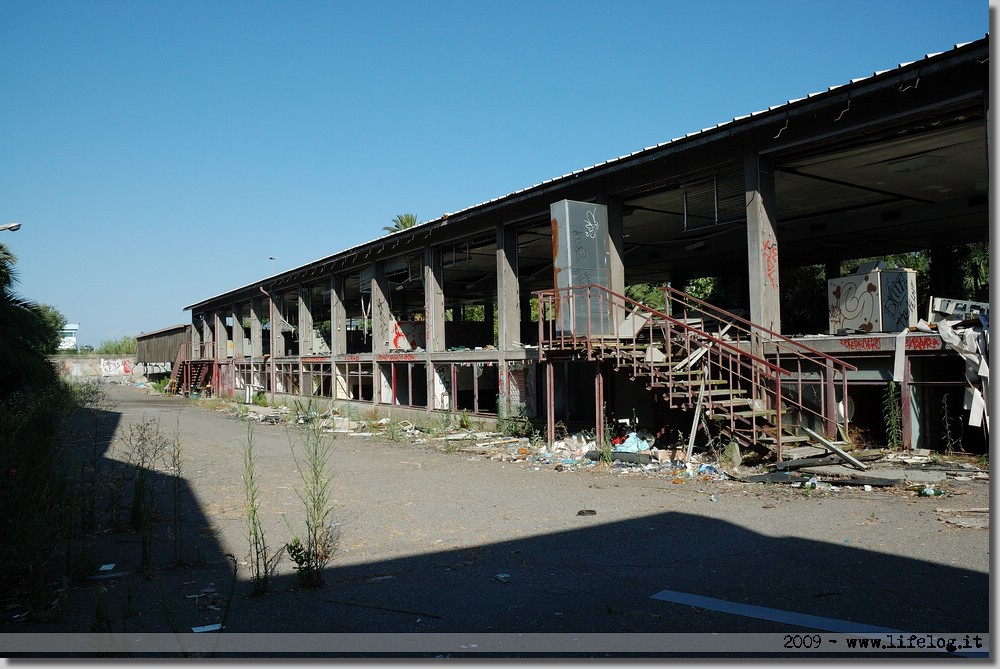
496, 404, 534, 438
883, 381, 903, 449
242, 422, 272, 595
286, 420, 338, 587
457, 409, 472, 431
940, 393, 965, 454
169, 416, 184, 567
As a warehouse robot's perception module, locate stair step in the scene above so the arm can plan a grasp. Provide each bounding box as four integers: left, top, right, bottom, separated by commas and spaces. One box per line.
759, 434, 812, 443
706, 398, 752, 406
708, 408, 780, 419
648, 379, 727, 388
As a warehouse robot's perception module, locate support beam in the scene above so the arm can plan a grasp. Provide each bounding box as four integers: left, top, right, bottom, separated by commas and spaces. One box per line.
546, 361, 555, 447
330, 275, 347, 356
371, 262, 392, 355
745, 150, 781, 335
424, 246, 446, 352
497, 222, 521, 354
299, 284, 314, 355
250, 297, 263, 359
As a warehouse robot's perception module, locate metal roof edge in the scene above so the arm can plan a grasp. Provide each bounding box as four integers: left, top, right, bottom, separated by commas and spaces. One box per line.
185, 35, 989, 311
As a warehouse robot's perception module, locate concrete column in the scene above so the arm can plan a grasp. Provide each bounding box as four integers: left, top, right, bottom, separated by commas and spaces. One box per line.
605, 196, 626, 299
232, 303, 246, 358
330, 275, 347, 356
423, 246, 446, 352
250, 297, 263, 358
299, 285, 314, 355
496, 223, 520, 352
213, 311, 226, 360
191, 314, 203, 360
371, 261, 392, 356
744, 150, 781, 334
267, 291, 277, 396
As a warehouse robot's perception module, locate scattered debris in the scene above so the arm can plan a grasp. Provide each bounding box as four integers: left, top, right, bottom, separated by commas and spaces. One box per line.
576, 509, 596, 516
192, 623, 222, 633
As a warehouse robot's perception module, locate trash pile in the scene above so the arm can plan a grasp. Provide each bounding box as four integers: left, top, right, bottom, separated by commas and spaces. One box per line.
221, 400, 988, 499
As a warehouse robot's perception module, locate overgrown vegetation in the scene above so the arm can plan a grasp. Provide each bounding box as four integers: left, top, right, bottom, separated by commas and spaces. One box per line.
883, 381, 904, 450
242, 422, 275, 595
286, 420, 338, 587
95, 336, 138, 355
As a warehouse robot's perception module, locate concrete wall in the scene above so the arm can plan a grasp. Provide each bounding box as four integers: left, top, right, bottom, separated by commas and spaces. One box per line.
51, 355, 166, 381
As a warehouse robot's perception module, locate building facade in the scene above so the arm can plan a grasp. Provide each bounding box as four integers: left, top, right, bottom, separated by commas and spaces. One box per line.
181, 37, 990, 455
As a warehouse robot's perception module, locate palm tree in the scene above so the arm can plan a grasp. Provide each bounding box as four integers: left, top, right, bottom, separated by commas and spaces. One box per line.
383, 213, 419, 233
0, 243, 60, 398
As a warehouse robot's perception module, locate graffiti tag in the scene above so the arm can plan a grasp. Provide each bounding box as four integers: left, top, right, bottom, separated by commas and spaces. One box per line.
906, 336, 940, 351
762, 239, 779, 288
840, 338, 881, 351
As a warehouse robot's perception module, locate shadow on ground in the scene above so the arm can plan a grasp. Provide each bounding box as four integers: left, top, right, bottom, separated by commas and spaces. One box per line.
1, 388, 987, 659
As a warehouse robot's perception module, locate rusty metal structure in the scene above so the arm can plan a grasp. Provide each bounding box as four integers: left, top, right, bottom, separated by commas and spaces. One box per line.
180, 37, 989, 456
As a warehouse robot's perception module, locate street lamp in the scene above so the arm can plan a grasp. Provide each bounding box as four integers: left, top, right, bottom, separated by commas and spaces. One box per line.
0, 222, 21, 232
268, 256, 277, 273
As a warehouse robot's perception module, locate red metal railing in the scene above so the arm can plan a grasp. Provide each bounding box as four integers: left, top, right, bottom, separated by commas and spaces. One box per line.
534, 284, 856, 459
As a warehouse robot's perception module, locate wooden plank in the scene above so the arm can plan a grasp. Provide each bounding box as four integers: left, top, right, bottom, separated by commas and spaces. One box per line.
802, 427, 869, 471
775, 450, 886, 471
686, 370, 708, 461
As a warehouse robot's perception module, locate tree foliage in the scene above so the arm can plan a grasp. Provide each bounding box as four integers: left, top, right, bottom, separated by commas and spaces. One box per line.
96, 336, 137, 355
0, 244, 61, 398
383, 213, 419, 233
34, 303, 67, 354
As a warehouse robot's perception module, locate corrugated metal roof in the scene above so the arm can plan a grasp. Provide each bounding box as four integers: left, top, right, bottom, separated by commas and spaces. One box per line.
185, 36, 987, 311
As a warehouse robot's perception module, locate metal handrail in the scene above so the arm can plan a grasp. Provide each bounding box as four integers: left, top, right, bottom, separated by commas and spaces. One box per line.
534, 284, 855, 458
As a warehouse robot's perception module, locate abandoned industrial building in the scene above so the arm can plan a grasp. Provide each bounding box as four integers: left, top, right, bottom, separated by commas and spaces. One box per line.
152, 36, 989, 459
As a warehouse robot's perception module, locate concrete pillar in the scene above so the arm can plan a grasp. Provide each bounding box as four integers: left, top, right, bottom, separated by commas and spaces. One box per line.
267, 291, 277, 395
605, 196, 626, 299
191, 314, 203, 360
232, 303, 246, 358
744, 150, 781, 334
214, 311, 226, 360
250, 297, 263, 358
299, 285, 314, 355
423, 246, 446, 352
330, 275, 347, 356
371, 262, 392, 355
496, 223, 520, 352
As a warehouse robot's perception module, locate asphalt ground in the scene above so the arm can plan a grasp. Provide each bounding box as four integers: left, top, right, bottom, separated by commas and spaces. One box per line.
0, 382, 990, 660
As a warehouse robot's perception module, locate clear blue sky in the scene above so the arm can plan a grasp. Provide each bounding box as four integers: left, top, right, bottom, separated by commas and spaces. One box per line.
0, 0, 988, 348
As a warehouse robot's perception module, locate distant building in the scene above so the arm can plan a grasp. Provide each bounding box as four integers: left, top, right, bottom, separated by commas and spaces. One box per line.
58, 323, 79, 352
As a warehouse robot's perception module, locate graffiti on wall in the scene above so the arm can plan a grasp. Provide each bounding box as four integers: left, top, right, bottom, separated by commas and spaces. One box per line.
762, 239, 779, 288
100, 358, 133, 377
390, 321, 426, 351
828, 269, 916, 334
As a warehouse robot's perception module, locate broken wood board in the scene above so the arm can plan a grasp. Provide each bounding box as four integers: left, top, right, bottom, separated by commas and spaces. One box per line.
775, 450, 885, 471
474, 437, 523, 448
802, 427, 869, 470
740, 471, 895, 486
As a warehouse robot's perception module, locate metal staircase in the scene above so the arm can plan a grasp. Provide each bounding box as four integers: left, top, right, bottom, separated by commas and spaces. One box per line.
535, 284, 857, 461
166, 342, 212, 396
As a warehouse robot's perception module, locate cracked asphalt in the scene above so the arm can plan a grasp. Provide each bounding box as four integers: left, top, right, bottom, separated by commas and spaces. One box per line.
3, 382, 989, 658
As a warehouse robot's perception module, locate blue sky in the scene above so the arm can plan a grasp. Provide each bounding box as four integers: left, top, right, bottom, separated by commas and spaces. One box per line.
0, 0, 988, 347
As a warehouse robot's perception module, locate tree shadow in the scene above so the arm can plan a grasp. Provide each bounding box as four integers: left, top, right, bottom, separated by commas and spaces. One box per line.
1, 385, 987, 659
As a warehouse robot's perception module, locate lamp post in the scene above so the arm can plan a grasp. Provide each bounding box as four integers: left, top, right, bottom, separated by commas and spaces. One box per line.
268, 256, 277, 273
0, 222, 21, 232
